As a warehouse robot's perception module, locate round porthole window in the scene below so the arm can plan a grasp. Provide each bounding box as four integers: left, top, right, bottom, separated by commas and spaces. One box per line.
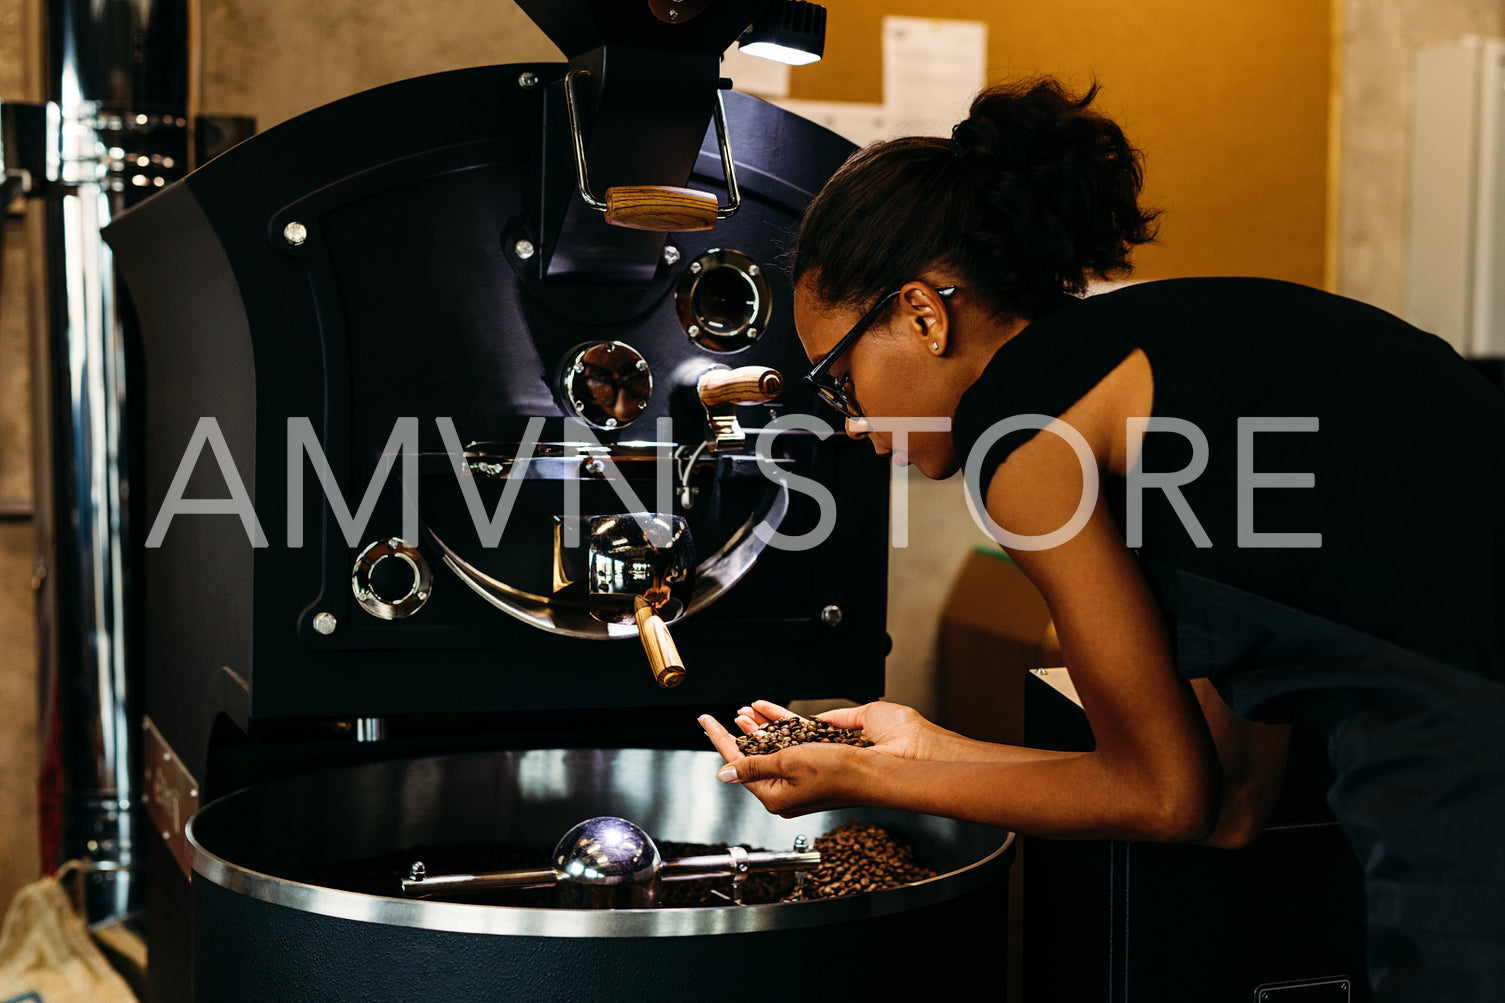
558, 341, 652, 430
675, 249, 772, 353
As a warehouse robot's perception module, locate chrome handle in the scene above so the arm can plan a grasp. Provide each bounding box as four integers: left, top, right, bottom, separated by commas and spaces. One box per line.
563, 68, 741, 223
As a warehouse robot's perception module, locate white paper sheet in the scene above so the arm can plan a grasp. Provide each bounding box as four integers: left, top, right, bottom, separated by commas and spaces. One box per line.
881, 16, 988, 138
772, 98, 894, 146
764, 17, 989, 148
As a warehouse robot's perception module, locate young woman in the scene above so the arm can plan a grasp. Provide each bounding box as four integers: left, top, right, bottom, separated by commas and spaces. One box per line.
698, 78, 1505, 1002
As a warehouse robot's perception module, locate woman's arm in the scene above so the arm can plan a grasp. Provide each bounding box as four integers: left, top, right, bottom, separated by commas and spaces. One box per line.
707, 422, 1222, 840
734, 699, 1086, 765
975, 420, 1221, 839
1190, 678, 1291, 848
728, 644, 1289, 844
728, 682, 1288, 846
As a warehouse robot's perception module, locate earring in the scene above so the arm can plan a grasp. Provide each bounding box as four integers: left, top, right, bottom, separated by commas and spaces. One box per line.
930, 342, 939, 352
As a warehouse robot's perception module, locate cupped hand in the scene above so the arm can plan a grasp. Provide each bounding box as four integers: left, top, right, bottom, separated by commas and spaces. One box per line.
698, 713, 875, 817
733, 699, 942, 761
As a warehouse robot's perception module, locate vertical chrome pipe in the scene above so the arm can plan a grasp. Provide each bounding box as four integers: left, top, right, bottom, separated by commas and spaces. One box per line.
34, 0, 188, 923
39, 182, 135, 921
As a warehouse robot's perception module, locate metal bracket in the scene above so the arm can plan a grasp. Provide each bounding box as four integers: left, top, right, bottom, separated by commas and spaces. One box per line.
1, 169, 31, 210
704, 406, 745, 452
142, 716, 201, 879
696, 365, 784, 452
0, 97, 190, 195
1, 99, 45, 207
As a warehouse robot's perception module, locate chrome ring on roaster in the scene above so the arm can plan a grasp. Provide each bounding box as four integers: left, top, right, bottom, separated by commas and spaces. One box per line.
351, 538, 434, 619
676, 249, 772, 353
558, 341, 653, 430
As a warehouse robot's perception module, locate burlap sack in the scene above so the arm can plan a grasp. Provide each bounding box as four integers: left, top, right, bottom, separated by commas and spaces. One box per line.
0, 877, 137, 1003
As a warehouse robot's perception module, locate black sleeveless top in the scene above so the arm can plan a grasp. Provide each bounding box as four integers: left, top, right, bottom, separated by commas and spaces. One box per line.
951, 276, 1505, 690
950, 278, 1505, 983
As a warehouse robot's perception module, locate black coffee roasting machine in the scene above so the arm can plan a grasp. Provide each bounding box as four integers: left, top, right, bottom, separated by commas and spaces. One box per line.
101, 1, 1015, 999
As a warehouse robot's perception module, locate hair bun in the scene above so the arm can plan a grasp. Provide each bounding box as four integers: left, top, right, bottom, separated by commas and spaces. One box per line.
950, 79, 1159, 299
791, 76, 1157, 321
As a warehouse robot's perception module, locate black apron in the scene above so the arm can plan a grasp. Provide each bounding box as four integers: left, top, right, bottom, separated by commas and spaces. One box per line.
1144, 559, 1505, 1003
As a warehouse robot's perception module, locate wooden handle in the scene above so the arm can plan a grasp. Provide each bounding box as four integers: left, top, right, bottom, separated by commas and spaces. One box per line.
604, 186, 719, 232
698, 366, 783, 407
634, 596, 685, 688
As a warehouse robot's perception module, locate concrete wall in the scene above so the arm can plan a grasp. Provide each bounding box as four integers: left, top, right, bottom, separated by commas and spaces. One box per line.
0, 0, 41, 923
198, 0, 560, 128
1335, 0, 1505, 313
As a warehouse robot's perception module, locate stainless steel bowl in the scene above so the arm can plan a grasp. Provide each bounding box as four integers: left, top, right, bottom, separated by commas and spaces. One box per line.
186, 748, 1014, 1000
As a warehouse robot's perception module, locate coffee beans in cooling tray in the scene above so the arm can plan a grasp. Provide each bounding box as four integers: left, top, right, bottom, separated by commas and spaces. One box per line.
795, 821, 937, 900
735, 715, 872, 756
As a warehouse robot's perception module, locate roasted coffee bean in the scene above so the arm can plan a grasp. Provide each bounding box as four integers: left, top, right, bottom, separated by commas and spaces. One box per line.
787, 821, 936, 900
734, 715, 872, 756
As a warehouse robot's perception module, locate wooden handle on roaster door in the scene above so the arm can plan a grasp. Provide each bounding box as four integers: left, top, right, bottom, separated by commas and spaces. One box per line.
634, 596, 686, 688
604, 186, 719, 232
698, 366, 783, 407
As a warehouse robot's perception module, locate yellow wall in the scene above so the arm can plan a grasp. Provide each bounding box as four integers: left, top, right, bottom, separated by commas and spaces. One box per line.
787, 1, 1333, 288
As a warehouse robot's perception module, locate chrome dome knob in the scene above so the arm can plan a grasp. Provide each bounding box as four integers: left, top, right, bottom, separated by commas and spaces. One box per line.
551, 816, 662, 908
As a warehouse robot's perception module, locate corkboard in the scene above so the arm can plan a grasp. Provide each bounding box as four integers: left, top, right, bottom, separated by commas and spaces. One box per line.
786, 1, 1333, 288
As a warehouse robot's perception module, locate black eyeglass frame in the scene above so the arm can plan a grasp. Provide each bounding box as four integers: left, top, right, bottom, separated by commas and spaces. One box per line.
803, 285, 956, 418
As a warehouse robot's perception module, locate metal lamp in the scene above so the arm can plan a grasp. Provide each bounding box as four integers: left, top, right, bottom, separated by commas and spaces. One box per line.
739, 1, 826, 66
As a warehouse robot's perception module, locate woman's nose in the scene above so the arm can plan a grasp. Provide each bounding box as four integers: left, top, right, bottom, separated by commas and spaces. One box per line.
844, 416, 871, 440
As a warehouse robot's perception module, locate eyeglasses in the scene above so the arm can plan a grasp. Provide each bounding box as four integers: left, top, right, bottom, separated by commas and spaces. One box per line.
803, 285, 956, 419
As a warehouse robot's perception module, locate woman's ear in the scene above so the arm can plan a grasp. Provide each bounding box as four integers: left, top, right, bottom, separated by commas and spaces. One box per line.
901, 282, 950, 357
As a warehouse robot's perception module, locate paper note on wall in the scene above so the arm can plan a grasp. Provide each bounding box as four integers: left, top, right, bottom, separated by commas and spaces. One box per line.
882, 16, 988, 138
773, 99, 893, 147
766, 16, 988, 147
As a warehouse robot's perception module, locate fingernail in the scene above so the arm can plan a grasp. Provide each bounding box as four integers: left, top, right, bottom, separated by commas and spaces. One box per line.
697, 715, 711, 728
716, 765, 738, 783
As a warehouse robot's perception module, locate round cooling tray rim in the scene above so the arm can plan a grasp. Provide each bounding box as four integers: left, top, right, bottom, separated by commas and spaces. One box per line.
186, 809, 1014, 939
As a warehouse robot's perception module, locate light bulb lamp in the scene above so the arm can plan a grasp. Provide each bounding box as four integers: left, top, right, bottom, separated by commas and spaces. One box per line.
739, 1, 826, 66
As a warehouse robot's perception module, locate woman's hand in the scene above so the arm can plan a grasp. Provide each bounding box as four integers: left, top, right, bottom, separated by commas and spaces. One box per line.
730, 699, 946, 761
699, 713, 877, 817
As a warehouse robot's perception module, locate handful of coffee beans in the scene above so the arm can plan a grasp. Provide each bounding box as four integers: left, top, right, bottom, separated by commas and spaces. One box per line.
735, 715, 872, 756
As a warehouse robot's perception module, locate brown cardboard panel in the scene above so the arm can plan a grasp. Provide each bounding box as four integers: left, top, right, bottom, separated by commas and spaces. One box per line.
936, 546, 1052, 747
935, 546, 1053, 1003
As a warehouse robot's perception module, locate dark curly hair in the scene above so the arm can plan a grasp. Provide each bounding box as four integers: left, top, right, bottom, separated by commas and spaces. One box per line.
790, 77, 1159, 321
